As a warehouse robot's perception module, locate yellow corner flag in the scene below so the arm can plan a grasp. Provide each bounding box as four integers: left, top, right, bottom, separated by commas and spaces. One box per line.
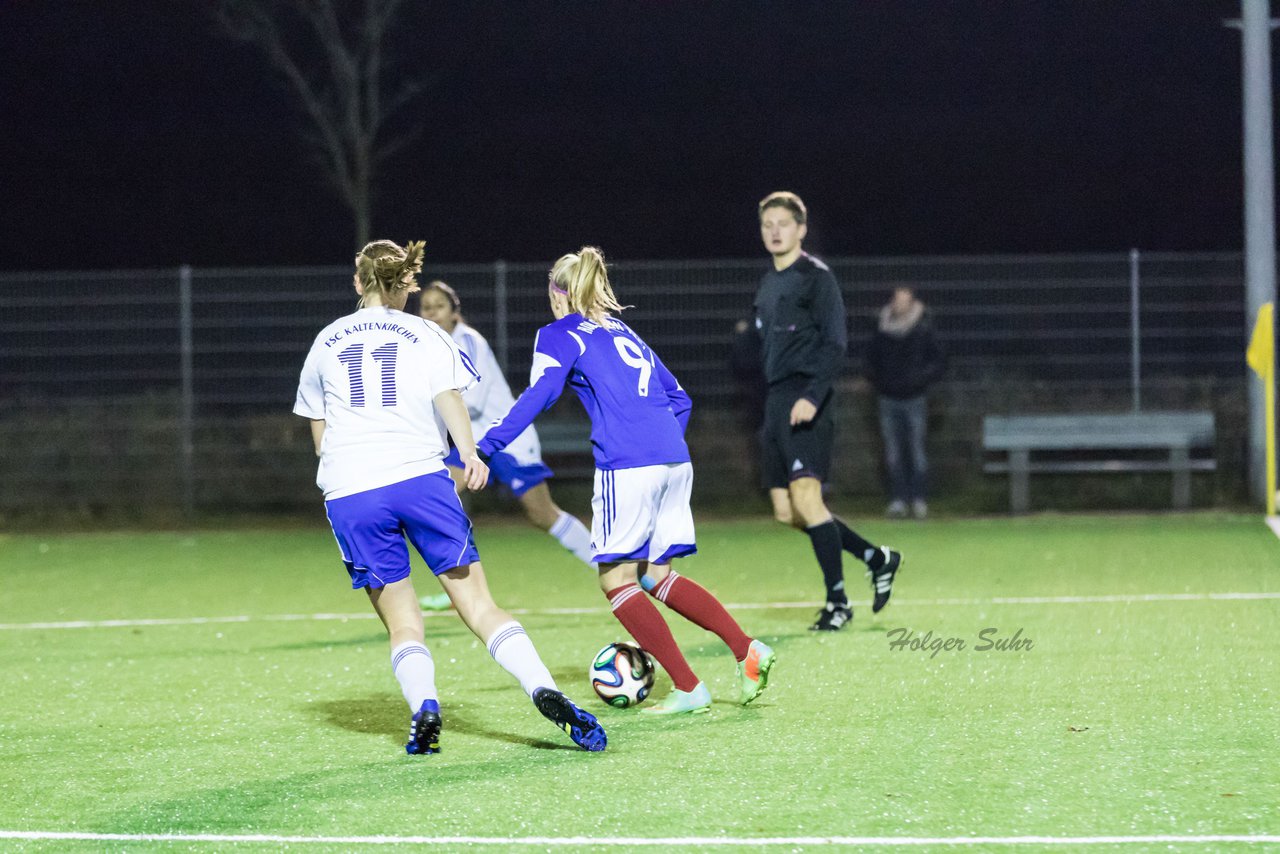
1246, 302, 1275, 515
1247, 302, 1274, 380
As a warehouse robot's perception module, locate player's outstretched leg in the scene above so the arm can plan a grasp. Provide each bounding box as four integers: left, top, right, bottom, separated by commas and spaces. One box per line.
641, 682, 712, 715
737, 639, 776, 705
645, 570, 752, 659
441, 561, 607, 750
605, 582, 702, 689
406, 699, 442, 755
532, 688, 607, 751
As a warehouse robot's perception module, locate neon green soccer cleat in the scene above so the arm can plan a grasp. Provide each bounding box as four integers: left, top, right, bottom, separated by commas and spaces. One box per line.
737, 639, 776, 705
419, 592, 452, 611
641, 682, 712, 715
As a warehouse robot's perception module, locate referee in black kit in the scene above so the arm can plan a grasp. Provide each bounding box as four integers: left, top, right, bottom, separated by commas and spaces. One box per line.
753, 191, 903, 631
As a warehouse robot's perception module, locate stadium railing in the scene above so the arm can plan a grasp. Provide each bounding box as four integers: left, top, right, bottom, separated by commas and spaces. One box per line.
0, 251, 1248, 519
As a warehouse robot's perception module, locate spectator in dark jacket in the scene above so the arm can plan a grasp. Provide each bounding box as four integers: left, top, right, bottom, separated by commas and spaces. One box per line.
864, 286, 947, 519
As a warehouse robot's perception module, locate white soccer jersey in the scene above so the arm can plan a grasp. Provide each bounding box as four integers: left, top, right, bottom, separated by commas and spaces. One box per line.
294, 306, 479, 499
450, 321, 543, 467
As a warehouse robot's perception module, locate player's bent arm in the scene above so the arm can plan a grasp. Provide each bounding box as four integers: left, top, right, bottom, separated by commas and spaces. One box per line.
309, 419, 325, 456
476, 356, 573, 458
434, 389, 489, 491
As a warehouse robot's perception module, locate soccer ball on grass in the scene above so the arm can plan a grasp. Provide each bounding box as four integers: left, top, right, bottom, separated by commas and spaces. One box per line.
589, 641, 656, 708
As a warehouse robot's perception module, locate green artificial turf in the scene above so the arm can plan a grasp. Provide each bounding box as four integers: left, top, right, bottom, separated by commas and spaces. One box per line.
1, 514, 1277, 852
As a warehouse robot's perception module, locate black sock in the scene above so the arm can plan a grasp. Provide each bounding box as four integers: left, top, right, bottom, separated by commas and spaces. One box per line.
833, 517, 883, 568
806, 521, 848, 606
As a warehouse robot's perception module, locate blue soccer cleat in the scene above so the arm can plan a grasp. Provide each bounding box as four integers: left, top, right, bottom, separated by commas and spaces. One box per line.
406, 699, 441, 755
532, 688, 607, 752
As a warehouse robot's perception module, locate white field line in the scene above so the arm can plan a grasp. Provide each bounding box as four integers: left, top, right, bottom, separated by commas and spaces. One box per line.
1, 592, 1278, 631
1267, 515, 1280, 541
1, 831, 1279, 847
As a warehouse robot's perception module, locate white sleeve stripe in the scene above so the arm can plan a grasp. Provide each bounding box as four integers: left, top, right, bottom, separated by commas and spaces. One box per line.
566, 330, 586, 355
529, 352, 562, 385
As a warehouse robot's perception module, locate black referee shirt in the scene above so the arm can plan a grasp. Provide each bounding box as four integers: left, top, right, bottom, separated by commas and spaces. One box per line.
753, 253, 848, 406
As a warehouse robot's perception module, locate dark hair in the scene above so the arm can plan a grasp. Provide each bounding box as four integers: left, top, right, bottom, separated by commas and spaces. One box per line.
758, 191, 807, 225
422, 280, 462, 313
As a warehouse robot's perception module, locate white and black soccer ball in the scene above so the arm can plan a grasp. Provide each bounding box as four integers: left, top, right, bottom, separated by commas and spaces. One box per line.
589, 641, 656, 708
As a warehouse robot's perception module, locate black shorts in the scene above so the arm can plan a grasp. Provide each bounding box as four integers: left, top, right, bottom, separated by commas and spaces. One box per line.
760, 386, 835, 489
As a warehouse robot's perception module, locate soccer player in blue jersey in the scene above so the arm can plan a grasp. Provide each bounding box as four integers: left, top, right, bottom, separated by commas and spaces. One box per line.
294, 239, 605, 754
478, 247, 775, 715
413, 282, 594, 610
755, 191, 903, 631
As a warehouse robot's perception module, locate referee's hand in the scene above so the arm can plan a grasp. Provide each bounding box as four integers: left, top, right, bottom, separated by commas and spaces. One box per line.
789, 398, 818, 426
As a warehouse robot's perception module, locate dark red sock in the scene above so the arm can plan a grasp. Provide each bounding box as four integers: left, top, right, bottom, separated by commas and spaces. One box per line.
605, 583, 700, 692
650, 571, 752, 661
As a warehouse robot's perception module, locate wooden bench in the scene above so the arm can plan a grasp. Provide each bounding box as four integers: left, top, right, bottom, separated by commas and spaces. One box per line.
982, 411, 1216, 513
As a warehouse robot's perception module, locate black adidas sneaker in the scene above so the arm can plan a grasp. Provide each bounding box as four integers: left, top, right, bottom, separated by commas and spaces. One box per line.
869, 546, 903, 613
809, 601, 853, 631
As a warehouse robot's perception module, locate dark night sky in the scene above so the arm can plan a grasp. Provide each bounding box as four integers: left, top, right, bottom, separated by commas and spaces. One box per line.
0, 1, 1263, 270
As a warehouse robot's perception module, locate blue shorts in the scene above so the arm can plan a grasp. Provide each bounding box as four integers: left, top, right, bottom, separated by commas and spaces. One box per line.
444, 447, 554, 497
324, 470, 481, 590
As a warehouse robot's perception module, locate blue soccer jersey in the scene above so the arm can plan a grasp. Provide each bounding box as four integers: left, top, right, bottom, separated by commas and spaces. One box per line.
477, 314, 692, 470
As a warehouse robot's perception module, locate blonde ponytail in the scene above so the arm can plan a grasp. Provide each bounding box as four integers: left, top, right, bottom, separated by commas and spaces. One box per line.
355, 240, 425, 307
549, 246, 628, 323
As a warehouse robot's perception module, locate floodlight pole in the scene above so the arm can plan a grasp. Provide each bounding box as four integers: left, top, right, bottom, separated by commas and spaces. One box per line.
179, 264, 195, 519
1230, 0, 1280, 505
1129, 248, 1141, 412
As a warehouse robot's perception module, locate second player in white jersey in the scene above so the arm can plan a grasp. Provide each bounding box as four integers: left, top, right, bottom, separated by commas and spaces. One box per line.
416, 282, 595, 584
294, 304, 478, 499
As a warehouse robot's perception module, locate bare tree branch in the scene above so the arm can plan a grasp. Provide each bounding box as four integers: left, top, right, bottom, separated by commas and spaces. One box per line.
374, 125, 422, 168
211, 0, 423, 247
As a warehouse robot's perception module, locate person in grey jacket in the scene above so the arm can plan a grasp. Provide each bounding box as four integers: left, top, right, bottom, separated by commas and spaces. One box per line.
864, 286, 947, 519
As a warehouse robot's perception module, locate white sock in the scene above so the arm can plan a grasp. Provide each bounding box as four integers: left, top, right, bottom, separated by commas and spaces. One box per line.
549, 511, 595, 566
391, 641, 437, 711
486, 621, 557, 698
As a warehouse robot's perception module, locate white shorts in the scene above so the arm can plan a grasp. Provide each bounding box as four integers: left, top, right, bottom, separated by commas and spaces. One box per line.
591, 462, 697, 564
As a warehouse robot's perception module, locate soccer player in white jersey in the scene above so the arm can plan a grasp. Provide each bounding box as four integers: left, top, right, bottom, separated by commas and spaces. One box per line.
413, 282, 594, 611
478, 246, 776, 715
293, 239, 605, 754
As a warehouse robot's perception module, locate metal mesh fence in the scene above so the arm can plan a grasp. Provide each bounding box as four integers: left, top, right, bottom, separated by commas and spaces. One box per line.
0, 252, 1249, 519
